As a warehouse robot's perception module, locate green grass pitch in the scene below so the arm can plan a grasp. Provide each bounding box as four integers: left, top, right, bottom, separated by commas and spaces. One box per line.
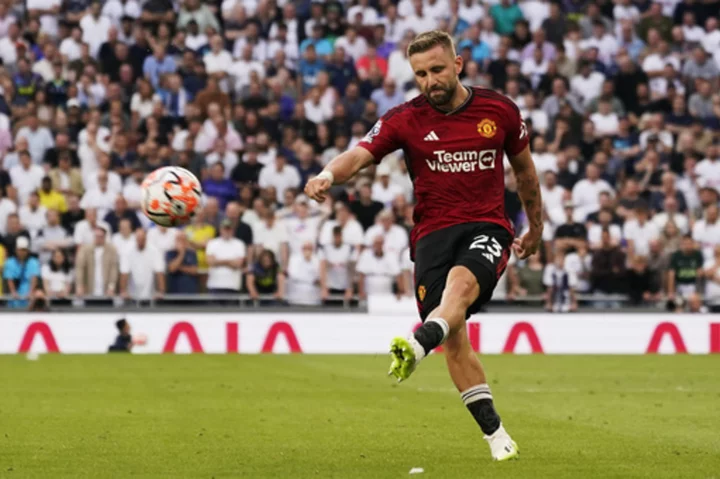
1, 354, 719, 478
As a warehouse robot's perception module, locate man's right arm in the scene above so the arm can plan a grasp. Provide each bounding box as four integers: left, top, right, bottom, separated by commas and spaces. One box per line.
305, 115, 403, 201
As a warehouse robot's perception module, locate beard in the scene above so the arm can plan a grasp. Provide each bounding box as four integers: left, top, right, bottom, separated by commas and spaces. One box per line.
424, 79, 456, 108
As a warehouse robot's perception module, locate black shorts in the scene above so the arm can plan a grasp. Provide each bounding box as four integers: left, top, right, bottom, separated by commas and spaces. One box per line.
414, 222, 512, 321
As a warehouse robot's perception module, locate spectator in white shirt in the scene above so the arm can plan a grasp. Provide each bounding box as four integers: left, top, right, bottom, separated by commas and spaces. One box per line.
205, 138, 239, 178
35, 209, 71, 265
589, 99, 619, 137
285, 194, 323, 255
652, 196, 689, 234
80, 170, 117, 218
372, 163, 405, 207
624, 204, 661, 259
146, 225, 177, 254
42, 248, 73, 300
258, 153, 301, 204
79, 1, 111, 57
356, 235, 403, 299
319, 225, 356, 303
19, 191, 47, 238
540, 170, 566, 213
112, 218, 136, 259
334, 26, 368, 62
570, 61, 605, 108
286, 241, 322, 305
119, 228, 166, 300
73, 208, 111, 246
692, 203, 720, 263
206, 219, 246, 293
9, 151, 44, 205
587, 210, 622, 249
319, 201, 364, 248
571, 163, 614, 219
16, 116, 54, 165
364, 208, 409, 258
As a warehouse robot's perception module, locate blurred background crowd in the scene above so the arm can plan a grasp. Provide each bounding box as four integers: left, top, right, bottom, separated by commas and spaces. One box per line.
0, 0, 719, 311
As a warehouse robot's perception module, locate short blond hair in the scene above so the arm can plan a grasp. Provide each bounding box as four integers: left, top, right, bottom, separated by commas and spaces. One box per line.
407, 30, 457, 57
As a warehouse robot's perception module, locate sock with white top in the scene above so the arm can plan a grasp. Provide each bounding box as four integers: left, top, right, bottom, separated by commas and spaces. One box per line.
409, 317, 450, 361
462, 384, 501, 435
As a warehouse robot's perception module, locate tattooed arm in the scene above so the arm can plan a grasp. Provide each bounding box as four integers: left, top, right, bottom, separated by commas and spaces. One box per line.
508, 145, 543, 258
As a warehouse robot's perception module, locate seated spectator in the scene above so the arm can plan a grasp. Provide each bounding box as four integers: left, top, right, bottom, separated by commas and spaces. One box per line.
507, 251, 545, 300
2, 236, 40, 309
363, 208, 409, 258
18, 191, 48, 239
286, 241, 321, 306
571, 163, 614, 219
668, 235, 704, 301
203, 163, 237, 210
587, 210, 622, 250
61, 194, 85, 237
692, 203, 720, 262
590, 228, 626, 303
73, 208, 111, 247
285, 195, 322, 255
252, 206, 289, 270
206, 219, 246, 294
75, 224, 119, 298
38, 176, 68, 213
356, 235, 403, 299
10, 150, 44, 205
623, 203, 661, 260
319, 225, 355, 304
543, 248, 578, 313
119, 228, 166, 300
372, 163, 405, 208
104, 195, 141, 234
50, 153, 84, 198
351, 180, 384, 230
80, 170, 117, 218
553, 200, 587, 251
258, 153, 301, 205
564, 241, 593, 296
2, 214, 30, 258
36, 210, 72, 265
0, 186, 17, 237
319, 201, 364, 249
41, 248, 73, 302
626, 255, 660, 305
247, 249, 285, 303
703, 245, 720, 313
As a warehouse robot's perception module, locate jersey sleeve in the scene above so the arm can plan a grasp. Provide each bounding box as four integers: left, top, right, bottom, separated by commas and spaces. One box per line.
355, 110, 405, 164
503, 102, 530, 157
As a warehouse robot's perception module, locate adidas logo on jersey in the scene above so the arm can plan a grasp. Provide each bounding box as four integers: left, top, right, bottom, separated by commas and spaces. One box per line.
423, 131, 439, 141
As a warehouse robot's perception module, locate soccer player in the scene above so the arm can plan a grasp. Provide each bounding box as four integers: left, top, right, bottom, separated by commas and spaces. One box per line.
304, 30, 542, 462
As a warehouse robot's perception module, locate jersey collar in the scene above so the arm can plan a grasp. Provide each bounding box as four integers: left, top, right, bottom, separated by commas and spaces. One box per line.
428, 86, 474, 116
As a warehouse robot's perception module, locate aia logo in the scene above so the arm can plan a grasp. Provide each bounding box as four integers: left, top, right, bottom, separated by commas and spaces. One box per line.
477, 119, 497, 138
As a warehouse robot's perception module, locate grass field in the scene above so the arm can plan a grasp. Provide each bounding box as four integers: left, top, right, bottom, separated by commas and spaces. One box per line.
0, 354, 719, 478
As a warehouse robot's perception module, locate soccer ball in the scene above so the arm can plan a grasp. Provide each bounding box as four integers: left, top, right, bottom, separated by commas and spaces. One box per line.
141, 166, 202, 227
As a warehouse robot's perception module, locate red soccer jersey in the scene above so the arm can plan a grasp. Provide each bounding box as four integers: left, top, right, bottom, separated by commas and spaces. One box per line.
357, 87, 529, 257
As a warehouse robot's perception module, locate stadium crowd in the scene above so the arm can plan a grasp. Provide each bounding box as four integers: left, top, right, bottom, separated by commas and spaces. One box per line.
0, 0, 719, 311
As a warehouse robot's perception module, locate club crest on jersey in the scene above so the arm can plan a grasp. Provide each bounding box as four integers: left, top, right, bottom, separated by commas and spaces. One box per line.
418, 285, 426, 302
477, 119, 497, 138
362, 120, 382, 144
